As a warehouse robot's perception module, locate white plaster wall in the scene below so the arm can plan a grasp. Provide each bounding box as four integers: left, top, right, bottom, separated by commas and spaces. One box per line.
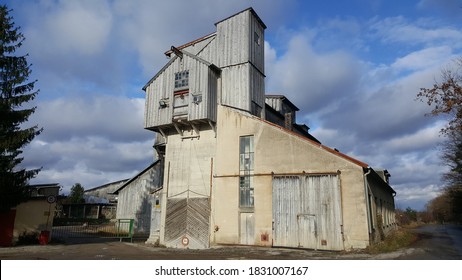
159, 127, 217, 245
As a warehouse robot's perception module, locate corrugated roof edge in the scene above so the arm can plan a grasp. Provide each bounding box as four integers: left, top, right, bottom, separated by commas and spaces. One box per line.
113, 160, 161, 195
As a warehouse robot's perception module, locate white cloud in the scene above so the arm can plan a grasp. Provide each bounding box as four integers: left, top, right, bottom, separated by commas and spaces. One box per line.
385, 121, 445, 152
417, 0, 462, 18
266, 33, 362, 114
30, 96, 150, 142
394, 184, 442, 210
391, 46, 453, 71
27, 0, 113, 56
22, 95, 154, 192
369, 16, 462, 46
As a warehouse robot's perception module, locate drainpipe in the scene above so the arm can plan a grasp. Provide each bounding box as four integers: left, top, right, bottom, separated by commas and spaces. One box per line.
364, 167, 372, 235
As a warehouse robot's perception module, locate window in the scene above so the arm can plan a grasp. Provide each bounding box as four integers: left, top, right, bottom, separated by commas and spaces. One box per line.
239, 136, 254, 208
174, 70, 189, 89
254, 32, 261, 46
173, 70, 189, 117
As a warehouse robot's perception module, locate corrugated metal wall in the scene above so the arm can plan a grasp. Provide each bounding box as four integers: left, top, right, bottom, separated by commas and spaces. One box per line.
272, 174, 344, 250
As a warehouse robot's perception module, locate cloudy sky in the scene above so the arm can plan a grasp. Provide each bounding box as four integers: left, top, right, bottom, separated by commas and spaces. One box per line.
5, 0, 462, 210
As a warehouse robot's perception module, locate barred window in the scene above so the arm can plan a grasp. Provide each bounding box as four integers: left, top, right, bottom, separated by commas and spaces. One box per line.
239, 135, 254, 208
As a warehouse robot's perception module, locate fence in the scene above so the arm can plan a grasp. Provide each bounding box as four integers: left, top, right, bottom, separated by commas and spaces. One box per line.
52, 219, 134, 242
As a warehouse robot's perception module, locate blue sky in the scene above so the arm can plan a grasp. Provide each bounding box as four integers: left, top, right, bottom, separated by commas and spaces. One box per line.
5, 0, 462, 210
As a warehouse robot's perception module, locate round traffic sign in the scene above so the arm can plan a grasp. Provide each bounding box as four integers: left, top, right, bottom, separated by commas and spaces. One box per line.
47, 195, 56, 204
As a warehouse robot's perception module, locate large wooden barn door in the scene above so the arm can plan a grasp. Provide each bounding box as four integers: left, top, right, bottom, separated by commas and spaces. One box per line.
272, 174, 344, 250
164, 197, 210, 249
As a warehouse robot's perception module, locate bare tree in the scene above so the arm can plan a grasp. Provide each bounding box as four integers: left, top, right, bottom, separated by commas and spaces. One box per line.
417, 58, 462, 136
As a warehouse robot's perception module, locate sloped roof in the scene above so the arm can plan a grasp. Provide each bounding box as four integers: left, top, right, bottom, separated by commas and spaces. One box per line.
113, 160, 160, 194
84, 179, 128, 193
233, 106, 369, 168
142, 49, 220, 91
164, 32, 216, 57
266, 94, 300, 111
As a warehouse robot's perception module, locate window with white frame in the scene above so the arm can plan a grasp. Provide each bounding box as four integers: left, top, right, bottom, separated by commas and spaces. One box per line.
239, 135, 254, 208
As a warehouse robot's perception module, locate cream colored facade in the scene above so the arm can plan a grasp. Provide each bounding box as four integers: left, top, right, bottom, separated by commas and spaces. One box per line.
13, 199, 56, 241
213, 106, 371, 249
143, 105, 396, 250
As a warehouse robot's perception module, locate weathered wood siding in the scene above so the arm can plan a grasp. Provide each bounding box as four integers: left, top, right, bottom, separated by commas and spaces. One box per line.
164, 197, 210, 249
216, 11, 250, 68
116, 162, 163, 236
144, 55, 219, 129
249, 12, 265, 74
272, 174, 344, 250
215, 9, 265, 116
221, 64, 250, 111
250, 66, 265, 114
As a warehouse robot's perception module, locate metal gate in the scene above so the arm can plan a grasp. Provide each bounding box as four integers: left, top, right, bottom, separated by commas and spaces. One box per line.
272, 174, 344, 250
52, 219, 134, 242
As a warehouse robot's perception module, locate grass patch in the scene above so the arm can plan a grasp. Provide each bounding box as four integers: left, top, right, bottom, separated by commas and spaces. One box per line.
365, 227, 418, 254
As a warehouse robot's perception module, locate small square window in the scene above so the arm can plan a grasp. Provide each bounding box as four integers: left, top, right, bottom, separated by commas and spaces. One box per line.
174, 70, 189, 89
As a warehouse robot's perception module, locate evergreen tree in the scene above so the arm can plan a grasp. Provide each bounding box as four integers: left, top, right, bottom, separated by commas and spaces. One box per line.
67, 183, 85, 204
0, 5, 42, 213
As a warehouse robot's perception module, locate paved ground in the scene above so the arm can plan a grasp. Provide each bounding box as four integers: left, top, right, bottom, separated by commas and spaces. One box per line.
1, 224, 461, 260
0, 238, 416, 260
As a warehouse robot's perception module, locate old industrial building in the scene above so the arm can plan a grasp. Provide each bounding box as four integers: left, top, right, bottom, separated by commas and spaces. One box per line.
116, 8, 396, 250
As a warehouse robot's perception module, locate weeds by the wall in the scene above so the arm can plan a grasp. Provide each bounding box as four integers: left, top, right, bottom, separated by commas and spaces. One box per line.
365, 227, 418, 254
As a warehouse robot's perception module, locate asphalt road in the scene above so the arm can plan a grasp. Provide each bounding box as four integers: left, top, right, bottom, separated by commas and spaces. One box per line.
1, 224, 461, 260
396, 224, 462, 260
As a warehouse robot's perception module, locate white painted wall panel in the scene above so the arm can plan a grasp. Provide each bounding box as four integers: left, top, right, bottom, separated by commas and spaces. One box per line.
272, 174, 344, 250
